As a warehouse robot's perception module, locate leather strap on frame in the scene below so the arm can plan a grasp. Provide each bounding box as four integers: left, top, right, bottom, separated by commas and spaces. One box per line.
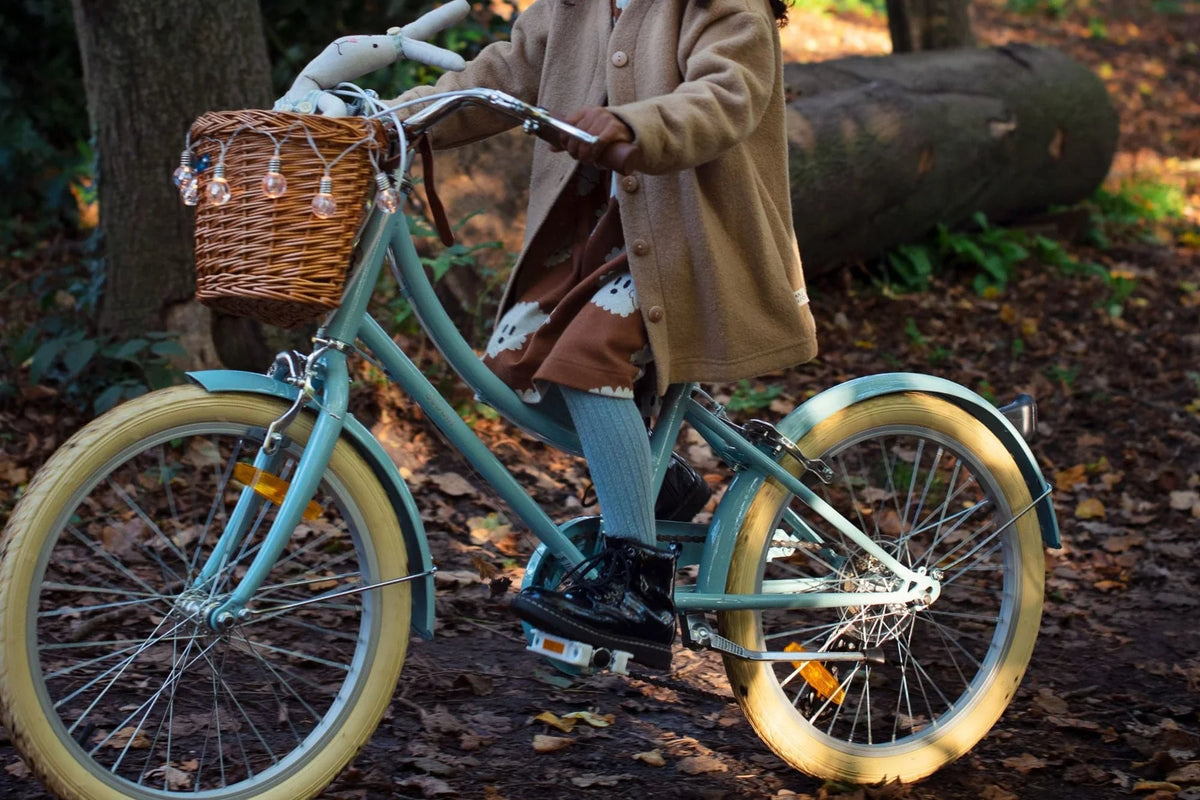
417, 133, 455, 247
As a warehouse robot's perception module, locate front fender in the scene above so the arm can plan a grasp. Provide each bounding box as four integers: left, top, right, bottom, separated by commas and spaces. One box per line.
702, 373, 1059, 594
187, 370, 435, 639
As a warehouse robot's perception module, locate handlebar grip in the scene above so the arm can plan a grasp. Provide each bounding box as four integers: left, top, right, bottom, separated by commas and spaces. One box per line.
401, 0, 471, 41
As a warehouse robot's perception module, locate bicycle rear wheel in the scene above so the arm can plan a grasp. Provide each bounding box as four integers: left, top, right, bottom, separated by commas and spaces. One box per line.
0, 385, 410, 800
719, 393, 1044, 783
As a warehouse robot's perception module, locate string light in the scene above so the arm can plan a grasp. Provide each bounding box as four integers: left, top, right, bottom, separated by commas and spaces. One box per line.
206, 162, 232, 206
373, 171, 400, 214
312, 174, 337, 219
261, 152, 287, 199
172, 149, 196, 189
181, 180, 200, 207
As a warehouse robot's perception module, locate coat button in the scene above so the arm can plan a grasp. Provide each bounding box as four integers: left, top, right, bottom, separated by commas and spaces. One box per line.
647, 306, 665, 323
631, 239, 649, 256
611, 50, 629, 67
620, 175, 639, 193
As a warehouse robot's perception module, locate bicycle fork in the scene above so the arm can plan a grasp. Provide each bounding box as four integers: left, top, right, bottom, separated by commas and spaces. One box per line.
181, 349, 355, 631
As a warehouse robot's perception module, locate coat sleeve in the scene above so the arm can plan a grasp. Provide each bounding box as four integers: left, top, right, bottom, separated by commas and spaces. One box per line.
610, 8, 778, 175
388, 0, 554, 147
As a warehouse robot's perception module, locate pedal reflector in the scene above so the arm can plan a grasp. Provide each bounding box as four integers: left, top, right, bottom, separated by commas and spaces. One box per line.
526, 629, 632, 675
785, 643, 845, 704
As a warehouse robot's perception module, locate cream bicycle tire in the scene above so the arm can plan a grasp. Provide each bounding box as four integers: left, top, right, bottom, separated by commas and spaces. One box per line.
719, 393, 1044, 783
0, 385, 410, 800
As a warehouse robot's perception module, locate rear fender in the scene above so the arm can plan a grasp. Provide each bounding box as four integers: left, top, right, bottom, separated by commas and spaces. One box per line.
187, 370, 435, 639
702, 373, 1059, 594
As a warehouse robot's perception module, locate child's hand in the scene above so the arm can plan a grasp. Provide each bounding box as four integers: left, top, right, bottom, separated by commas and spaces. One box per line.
557, 106, 637, 173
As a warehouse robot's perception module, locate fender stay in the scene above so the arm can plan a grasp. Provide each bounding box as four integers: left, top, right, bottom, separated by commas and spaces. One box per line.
187, 370, 435, 639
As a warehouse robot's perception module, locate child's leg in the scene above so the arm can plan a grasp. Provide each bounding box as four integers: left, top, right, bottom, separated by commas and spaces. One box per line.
559, 385, 655, 547
511, 385, 676, 669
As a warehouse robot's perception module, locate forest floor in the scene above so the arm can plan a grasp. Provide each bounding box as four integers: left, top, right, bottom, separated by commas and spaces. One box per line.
3, 0, 1200, 798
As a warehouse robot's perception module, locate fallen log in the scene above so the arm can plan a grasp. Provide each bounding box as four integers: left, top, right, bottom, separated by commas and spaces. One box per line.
422, 44, 1118, 284
785, 43, 1118, 274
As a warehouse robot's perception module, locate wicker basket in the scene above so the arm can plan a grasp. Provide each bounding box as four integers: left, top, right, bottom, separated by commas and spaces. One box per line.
190, 109, 386, 328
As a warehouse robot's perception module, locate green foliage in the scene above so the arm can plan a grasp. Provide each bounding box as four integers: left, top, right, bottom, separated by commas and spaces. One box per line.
1005, 0, 1072, 18
726, 379, 784, 413
791, 0, 886, 16
2, 253, 184, 414
375, 211, 510, 341
1085, 178, 1187, 247
880, 213, 1036, 295
903, 318, 949, 365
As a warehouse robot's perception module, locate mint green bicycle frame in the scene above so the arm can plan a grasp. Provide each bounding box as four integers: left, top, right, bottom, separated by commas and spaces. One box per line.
187, 152, 1060, 640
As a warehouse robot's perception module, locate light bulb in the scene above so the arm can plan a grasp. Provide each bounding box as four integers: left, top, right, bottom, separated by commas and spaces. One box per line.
261, 155, 287, 198
312, 175, 337, 219
182, 180, 199, 206
373, 172, 400, 214
206, 163, 232, 206
172, 149, 195, 188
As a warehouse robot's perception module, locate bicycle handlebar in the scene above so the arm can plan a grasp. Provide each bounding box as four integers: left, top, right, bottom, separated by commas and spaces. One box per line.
399, 89, 637, 174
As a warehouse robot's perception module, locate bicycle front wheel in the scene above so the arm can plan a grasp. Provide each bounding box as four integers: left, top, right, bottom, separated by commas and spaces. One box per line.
719, 393, 1045, 783
0, 385, 411, 800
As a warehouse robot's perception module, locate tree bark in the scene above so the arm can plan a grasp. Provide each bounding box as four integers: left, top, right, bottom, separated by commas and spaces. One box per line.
886, 0, 974, 52
72, 0, 274, 367
785, 43, 1118, 274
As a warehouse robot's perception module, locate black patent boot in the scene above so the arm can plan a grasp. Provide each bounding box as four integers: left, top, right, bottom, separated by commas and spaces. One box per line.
511, 539, 677, 669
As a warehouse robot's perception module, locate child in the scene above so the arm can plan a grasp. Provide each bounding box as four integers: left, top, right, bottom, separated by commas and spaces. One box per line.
394, 0, 817, 669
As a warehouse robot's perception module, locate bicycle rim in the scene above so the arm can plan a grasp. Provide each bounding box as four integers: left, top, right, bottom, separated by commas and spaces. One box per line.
720, 393, 1044, 783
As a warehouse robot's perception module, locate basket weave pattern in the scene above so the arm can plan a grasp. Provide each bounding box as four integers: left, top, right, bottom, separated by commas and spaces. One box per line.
191, 110, 385, 328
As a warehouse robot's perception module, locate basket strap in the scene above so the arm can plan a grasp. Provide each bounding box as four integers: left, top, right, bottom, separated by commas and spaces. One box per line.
417, 134, 455, 247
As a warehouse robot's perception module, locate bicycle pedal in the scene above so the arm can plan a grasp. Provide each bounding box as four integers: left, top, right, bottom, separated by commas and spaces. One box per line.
526, 628, 632, 675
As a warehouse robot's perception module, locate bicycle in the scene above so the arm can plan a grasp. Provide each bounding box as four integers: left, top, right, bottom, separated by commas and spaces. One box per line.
0, 5, 1059, 798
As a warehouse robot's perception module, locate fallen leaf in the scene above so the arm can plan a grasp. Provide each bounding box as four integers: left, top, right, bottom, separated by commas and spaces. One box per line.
562, 710, 615, 728
533, 734, 573, 753
533, 711, 576, 734
430, 472, 475, 497
1170, 490, 1200, 515
677, 755, 729, 775
397, 775, 456, 797
1133, 781, 1182, 793
4, 760, 30, 778
1055, 464, 1088, 491
1033, 689, 1070, 715
143, 765, 192, 791
101, 726, 152, 750
633, 749, 666, 767
1001, 753, 1047, 774
1075, 498, 1107, 520
1063, 763, 1109, 784
1168, 763, 1200, 785
980, 787, 1018, 800
419, 705, 466, 736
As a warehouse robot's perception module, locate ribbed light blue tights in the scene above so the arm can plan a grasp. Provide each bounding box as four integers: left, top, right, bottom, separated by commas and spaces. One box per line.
559, 385, 656, 547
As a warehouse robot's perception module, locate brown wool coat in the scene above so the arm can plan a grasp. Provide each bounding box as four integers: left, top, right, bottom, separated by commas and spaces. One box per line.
396, 0, 818, 394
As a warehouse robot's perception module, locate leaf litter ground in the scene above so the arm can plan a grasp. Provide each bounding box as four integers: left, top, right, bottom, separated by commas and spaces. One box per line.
2, 1, 1200, 798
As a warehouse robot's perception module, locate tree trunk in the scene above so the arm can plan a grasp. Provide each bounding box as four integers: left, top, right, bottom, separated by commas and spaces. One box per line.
72, 0, 274, 367
886, 0, 974, 52
785, 43, 1118, 275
